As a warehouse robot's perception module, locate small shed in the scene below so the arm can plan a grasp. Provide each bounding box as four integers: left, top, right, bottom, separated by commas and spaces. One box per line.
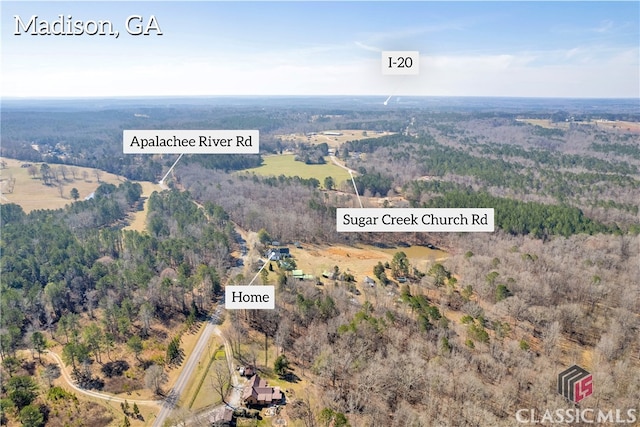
210, 407, 233, 426
239, 365, 255, 377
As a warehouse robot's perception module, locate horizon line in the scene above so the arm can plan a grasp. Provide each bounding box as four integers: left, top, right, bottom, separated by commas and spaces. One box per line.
3, 95, 639, 101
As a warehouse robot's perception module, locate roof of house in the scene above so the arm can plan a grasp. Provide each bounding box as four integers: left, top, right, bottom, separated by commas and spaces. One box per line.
243, 374, 283, 403
267, 247, 290, 255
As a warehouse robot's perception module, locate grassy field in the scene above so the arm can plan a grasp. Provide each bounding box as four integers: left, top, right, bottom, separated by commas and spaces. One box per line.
184, 344, 226, 411
0, 157, 129, 212
123, 181, 164, 232
516, 119, 570, 129
243, 154, 352, 187
517, 118, 640, 134
593, 119, 640, 133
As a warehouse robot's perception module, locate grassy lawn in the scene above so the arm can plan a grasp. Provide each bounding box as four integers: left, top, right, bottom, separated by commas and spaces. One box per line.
187, 346, 227, 411
243, 154, 351, 187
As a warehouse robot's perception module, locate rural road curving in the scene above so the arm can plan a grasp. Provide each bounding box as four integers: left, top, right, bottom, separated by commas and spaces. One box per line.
329, 153, 356, 175
42, 173, 244, 426
47, 315, 238, 427
45, 350, 161, 407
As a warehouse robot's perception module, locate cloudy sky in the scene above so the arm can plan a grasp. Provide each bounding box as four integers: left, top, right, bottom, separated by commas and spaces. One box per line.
2, 1, 638, 98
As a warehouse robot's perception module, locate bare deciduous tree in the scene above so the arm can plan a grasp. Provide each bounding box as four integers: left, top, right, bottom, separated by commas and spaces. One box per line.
58, 165, 68, 181
210, 360, 231, 404
144, 364, 168, 395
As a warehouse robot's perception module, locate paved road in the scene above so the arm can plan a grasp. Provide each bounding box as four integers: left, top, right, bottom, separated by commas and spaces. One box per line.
158, 231, 251, 427
152, 317, 219, 427
148, 202, 248, 426
42, 168, 244, 426
153, 314, 245, 427
45, 351, 161, 407
182, 327, 244, 427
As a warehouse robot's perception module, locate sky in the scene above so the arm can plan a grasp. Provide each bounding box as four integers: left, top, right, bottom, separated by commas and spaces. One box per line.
1, 1, 639, 98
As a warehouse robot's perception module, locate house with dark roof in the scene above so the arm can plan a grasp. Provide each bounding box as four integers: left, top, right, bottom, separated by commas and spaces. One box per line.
242, 374, 283, 406
266, 247, 290, 261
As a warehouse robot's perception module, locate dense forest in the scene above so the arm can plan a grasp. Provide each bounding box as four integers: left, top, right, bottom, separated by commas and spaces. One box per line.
341, 116, 640, 231
232, 231, 639, 426
1, 98, 638, 426
0, 185, 232, 426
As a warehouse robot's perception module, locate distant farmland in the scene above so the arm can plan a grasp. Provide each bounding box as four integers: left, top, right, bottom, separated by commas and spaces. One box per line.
0, 157, 126, 212
516, 118, 640, 134
276, 129, 395, 148
243, 154, 352, 187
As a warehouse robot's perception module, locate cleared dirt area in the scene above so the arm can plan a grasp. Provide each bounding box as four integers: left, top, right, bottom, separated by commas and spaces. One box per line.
286, 243, 446, 284
275, 129, 395, 148
1, 157, 125, 212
